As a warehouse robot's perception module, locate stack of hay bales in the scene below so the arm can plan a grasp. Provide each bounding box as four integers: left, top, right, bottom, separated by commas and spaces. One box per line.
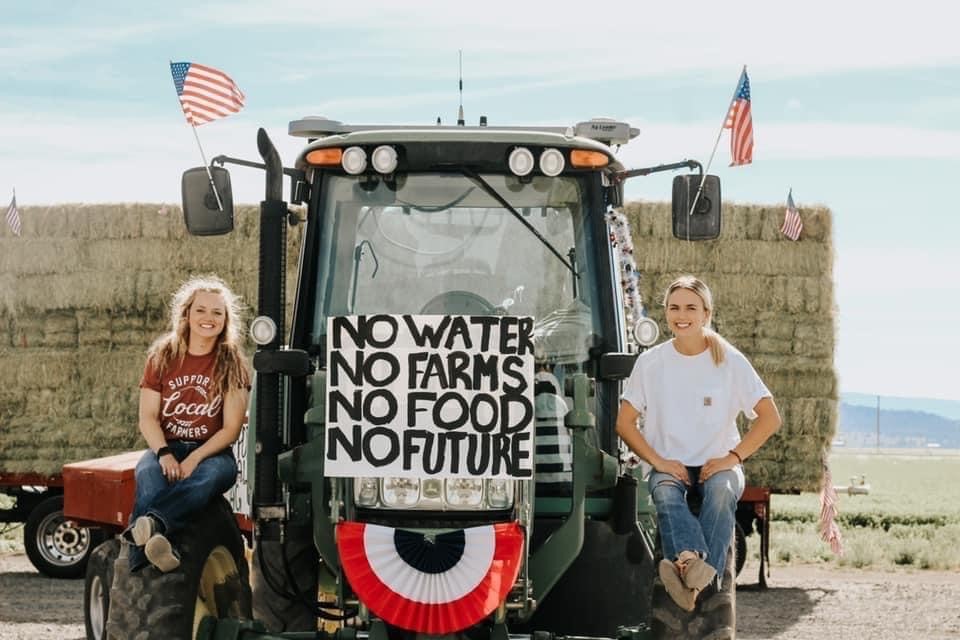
0, 204, 301, 475
1, 201, 835, 492
624, 201, 836, 493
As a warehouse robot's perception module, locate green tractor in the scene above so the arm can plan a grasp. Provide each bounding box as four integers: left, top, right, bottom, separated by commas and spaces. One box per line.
105, 115, 729, 639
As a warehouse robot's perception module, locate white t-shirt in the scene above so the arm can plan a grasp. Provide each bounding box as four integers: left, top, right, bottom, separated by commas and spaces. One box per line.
621, 339, 771, 466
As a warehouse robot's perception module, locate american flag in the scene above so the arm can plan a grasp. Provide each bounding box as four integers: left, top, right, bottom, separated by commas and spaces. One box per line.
6, 191, 21, 236
819, 464, 844, 556
170, 62, 245, 126
781, 189, 803, 240
724, 68, 753, 166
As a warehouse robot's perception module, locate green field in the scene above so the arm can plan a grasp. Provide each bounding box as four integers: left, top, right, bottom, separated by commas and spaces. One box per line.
763, 449, 960, 570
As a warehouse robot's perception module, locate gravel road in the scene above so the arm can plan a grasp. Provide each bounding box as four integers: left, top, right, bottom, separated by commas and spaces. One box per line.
1, 552, 958, 639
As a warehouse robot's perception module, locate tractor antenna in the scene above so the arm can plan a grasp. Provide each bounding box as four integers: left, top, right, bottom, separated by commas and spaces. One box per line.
457, 50, 465, 126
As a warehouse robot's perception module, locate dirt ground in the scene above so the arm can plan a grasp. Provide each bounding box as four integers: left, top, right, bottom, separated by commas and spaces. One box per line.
1, 552, 958, 639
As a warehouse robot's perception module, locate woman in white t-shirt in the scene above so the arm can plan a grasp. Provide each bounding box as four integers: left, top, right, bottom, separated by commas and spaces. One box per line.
616, 276, 781, 611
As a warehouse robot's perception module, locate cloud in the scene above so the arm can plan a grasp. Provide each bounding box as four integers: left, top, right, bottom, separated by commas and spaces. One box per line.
180, 0, 960, 77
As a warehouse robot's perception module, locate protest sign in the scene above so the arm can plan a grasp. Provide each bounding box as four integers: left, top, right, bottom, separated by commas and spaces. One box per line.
325, 314, 535, 479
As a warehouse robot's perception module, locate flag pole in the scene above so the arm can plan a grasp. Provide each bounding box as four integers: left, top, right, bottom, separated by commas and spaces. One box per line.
170, 60, 223, 212
686, 65, 747, 228
190, 124, 224, 212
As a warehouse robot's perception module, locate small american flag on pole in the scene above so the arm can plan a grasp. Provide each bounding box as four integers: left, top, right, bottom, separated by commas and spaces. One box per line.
6, 191, 21, 236
170, 62, 245, 126
724, 68, 753, 166
781, 189, 803, 240
819, 464, 844, 556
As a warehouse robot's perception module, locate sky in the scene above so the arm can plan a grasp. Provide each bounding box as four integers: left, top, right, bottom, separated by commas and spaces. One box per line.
2, 0, 960, 401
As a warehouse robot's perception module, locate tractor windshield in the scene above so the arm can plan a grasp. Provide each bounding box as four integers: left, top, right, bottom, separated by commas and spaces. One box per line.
311, 172, 606, 371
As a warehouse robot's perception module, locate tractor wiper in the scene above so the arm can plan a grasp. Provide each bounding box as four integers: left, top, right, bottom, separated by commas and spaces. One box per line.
461, 169, 577, 277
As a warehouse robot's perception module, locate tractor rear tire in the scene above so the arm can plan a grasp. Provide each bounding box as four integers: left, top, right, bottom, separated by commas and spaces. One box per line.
251, 523, 319, 632
105, 497, 251, 639
84, 538, 119, 640
651, 542, 737, 639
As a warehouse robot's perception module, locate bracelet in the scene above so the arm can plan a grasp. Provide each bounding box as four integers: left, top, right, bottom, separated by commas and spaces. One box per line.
156, 446, 172, 459
728, 449, 743, 464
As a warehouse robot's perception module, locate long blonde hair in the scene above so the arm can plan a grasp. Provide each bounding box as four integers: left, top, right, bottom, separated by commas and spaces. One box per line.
146, 275, 251, 397
662, 275, 730, 366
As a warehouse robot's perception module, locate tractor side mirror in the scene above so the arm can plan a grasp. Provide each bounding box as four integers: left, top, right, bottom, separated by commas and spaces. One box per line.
597, 352, 638, 380
671, 174, 721, 240
253, 349, 313, 377
181, 166, 235, 236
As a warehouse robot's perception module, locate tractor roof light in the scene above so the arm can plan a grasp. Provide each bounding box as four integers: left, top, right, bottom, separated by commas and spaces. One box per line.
508, 147, 535, 177
370, 145, 398, 174
305, 147, 343, 166
539, 148, 565, 177
341, 146, 368, 175
569, 149, 610, 169
249, 315, 278, 346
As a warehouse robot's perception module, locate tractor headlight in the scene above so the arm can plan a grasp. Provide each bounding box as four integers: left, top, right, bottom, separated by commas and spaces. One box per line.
353, 477, 515, 510
633, 317, 660, 347
445, 478, 484, 508
355, 477, 380, 507
249, 316, 277, 345
381, 477, 420, 507
485, 479, 513, 508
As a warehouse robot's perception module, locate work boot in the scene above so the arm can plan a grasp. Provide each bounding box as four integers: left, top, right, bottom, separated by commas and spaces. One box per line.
658, 559, 698, 611
128, 515, 159, 546
678, 553, 716, 591
144, 534, 180, 573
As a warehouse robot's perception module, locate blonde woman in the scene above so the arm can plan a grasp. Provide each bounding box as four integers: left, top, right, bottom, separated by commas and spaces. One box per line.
615, 275, 781, 610
123, 276, 251, 573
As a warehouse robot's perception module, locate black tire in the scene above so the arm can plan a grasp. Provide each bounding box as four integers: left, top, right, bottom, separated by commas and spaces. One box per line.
515, 519, 656, 637
105, 497, 251, 639
251, 523, 318, 632
84, 538, 120, 640
734, 522, 747, 577
24, 494, 104, 579
651, 540, 737, 640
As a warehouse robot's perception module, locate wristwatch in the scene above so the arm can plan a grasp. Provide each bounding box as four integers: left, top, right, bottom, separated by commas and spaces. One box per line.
156, 446, 172, 459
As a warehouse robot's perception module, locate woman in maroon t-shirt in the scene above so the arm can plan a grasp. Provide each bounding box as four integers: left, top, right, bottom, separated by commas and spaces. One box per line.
123, 275, 251, 573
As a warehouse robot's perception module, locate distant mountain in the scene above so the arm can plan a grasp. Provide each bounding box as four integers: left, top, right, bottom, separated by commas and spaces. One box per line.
842, 392, 960, 421
837, 392, 960, 448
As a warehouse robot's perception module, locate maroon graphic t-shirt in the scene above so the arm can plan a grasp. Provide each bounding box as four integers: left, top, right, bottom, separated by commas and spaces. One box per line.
140, 352, 224, 442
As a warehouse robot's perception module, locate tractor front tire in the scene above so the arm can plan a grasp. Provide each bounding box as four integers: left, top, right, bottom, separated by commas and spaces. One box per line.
251, 523, 319, 632
651, 543, 737, 640
84, 538, 120, 640
105, 498, 251, 639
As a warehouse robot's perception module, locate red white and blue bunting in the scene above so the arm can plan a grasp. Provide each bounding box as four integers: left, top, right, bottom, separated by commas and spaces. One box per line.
336, 521, 524, 634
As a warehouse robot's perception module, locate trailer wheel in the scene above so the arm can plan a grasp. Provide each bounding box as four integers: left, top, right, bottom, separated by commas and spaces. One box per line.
84, 538, 120, 640
105, 497, 251, 639
252, 523, 319, 632
24, 494, 103, 579
651, 539, 736, 640
734, 522, 747, 577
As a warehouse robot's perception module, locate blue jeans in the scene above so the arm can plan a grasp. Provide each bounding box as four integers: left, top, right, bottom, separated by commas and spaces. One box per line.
648, 465, 744, 582
127, 440, 237, 570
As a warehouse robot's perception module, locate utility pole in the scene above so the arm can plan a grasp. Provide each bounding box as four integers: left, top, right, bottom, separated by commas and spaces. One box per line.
875, 395, 880, 451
